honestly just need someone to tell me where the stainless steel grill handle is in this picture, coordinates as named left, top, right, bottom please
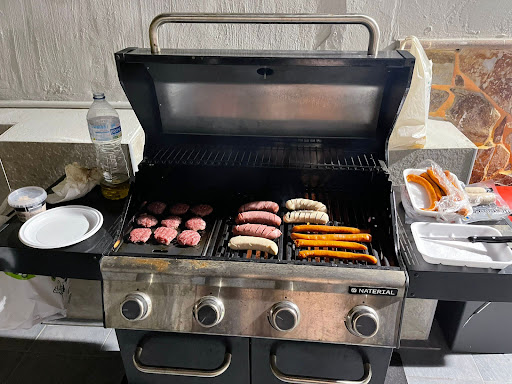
left=149, top=13, right=380, bottom=56
left=270, top=354, right=372, bottom=384
left=133, top=346, right=231, bottom=377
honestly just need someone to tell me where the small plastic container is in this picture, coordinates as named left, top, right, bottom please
left=8, top=186, right=48, bottom=222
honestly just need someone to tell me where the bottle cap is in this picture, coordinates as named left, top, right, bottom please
left=93, top=92, right=105, bottom=100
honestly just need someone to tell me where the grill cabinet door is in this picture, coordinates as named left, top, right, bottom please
left=116, top=330, right=249, bottom=384
left=250, top=338, right=392, bottom=384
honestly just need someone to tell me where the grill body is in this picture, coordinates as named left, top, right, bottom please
left=102, top=13, right=414, bottom=384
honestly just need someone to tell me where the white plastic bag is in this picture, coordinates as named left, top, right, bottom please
left=0, top=273, right=69, bottom=330
left=389, top=36, right=432, bottom=150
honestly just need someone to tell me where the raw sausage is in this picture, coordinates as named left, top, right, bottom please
left=406, top=174, right=437, bottom=211
left=292, top=225, right=361, bottom=234
left=236, top=211, right=282, bottom=226
left=420, top=172, right=444, bottom=200
left=291, top=233, right=372, bottom=242
left=232, top=224, right=282, bottom=240
left=228, top=235, right=278, bottom=255
left=294, top=239, right=367, bottom=251
left=286, top=198, right=327, bottom=212
left=283, top=210, right=329, bottom=224
left=298, top=250, right=377, bottom=264
left=239, top=201, right=279, bottom=214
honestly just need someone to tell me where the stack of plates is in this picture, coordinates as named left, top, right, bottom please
left=19, top=205, right=103, bottom=249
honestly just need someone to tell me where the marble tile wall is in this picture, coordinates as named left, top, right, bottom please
left=424, top=45, right=512, bottom=185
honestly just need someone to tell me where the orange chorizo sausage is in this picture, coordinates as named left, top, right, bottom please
left=420, top=172, right=444, bottom=200
left=290, top=233, right=372, bottom=242
left=407, top=173, right=437, bottom=211
left=298, top=250, right=377, bottom=264
left=294, top=239, right=367, bottom=251
left=291, top=225, right=362, bottom=234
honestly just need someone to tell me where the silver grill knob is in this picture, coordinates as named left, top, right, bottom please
left=346, top=305, right=379, bottom=338
left=120, top=293, right=151, bottom=321
left=193, top=296, right=225, bottom=328
left=268, top=301, right=300, bottom=332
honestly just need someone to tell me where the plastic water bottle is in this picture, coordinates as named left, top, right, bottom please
left=87, top=92, right=130, bottom=200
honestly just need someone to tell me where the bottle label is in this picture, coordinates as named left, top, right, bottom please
left=88, top=122, right=122, bottom=141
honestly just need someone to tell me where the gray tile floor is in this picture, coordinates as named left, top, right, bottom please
left=0, top=324, right=124, bottom=383
left=1, top=323, right=511, bottom=384
left=399, top=324, right=512, bottom=384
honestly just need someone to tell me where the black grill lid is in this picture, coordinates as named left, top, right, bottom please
left=115, top=14, right=414, bottom=163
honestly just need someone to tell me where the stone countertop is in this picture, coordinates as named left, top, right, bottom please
left=389, top=118, right=477, bottom=151
left=0, top=108, right=145, bottom=200
left=0, top=108, right=142, bottom=144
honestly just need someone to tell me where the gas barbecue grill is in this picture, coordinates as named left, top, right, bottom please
left=101, top=13, right=414, bottom=384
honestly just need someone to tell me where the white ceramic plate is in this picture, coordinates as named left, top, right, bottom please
left=19, top=205, right=103, bottom=249
left=411, top=222, right=512, bottom=269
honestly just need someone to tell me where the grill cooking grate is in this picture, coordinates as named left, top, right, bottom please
left=209, top=191, right=394, bottom=268
left=150, top=142, right=381, bottom=171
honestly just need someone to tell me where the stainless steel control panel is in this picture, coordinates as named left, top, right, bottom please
left=102, top=257, right=406, bottom=347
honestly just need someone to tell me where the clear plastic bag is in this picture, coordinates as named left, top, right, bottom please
left=389, top=36, right=432, bottom=149
left=463, top=180, right=512, bottom=223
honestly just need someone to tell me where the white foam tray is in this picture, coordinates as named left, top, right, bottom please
left=411, top=222, right=512, bottom=269
left=403, top=168, right=465, bottom=218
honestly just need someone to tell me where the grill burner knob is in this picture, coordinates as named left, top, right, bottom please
left=120, top=293, right=151, bottom=321
left=268, top=301, right=300, bottom=332
left=346, top=305, right=379, bottom=338
left=193, top=296, right=225, bottom=328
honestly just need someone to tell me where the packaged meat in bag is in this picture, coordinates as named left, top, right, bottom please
left=0, top=273, right=69, bottom=330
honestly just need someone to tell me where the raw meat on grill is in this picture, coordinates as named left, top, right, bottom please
left=190, top=204, right=213, bottom=217
left=228, top=235, right=278, bottom=255
left=232, top=224, right=282, bottom=240
left=161, top=216, right=182, bottom=229
left=129, top=228, right=152, bottom=243
left=238, top=201, right=279, bottom=214
left=136, top=213, right=159, bottom=228
left=185, top=217, right=206, bottom=231
left=153, top=227, right=178, bottom=245
left=147, top=201, right=167, bottom=215
left=170, top=203, right=189, bottom=215
left=177, top=230, right=201, bottom=246
left=235, top=211, right=281, bottom=227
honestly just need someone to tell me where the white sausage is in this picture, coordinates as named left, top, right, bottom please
left=467, top=193, right=496, bottom=206
left=283, top=210, right=329, bottom=224
left=228, top=236, right=278, bottom=255
left=465, top=187, right=487, bottom=194
left=285, top=198, right=327, bottom=213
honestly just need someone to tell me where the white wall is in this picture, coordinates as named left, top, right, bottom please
left=1, top=0, right=511, bottom=102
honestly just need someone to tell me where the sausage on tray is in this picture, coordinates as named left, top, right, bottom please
left=291, top=233, right=372, bottom=243
left=298, top=250, right=377, bottom=264
left=232, top=224, right=282, bottom=240
left=292, top=225, right=362, bottom=234
left=286, top=198, right=327, bottom=213
left=294, top=239, right=367, bottom=251
left=228, top=236, right=278, bottom=255
left=236, top=211, right=282, bottom=227
left=239, top=201, right=279, bottom=214
left=283, top=210, right=329, bottom=224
